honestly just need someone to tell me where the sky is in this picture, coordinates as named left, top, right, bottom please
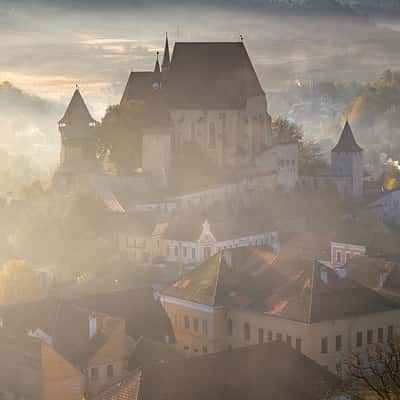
left=1, top=1, right=400, bottom=119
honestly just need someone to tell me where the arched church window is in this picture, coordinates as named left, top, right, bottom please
left=209, top=122, right=216, bottom=148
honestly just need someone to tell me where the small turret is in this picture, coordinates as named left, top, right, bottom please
left=58, top=85, right=96, bottom=131
left=331, top=120, right=364, bottom=200
left=332, top=120, right=363, bottom=154
left=58, top=86, right=97, bottom=173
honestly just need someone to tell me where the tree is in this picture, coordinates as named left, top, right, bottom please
left=272, top=115, right=303, bottom=144
left=343, top=339, right=400, bottom=400
left=0, top=258, right=43, bottom=304
left=298, top=138, right=327, bottom=175
left=384, top=159, right=400, bottom=192
left=96, top=101, right=145, bottom=174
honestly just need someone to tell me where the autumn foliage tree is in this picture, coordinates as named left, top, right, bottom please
left=0, top=258, right=43, bottom=304
left=384, top=159, right=400, bottom=192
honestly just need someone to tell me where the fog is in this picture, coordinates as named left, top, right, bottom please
left=1, top=1, right=400, bottom=189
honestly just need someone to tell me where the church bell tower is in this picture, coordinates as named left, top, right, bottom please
left=58, top=86, right=97, bottom=174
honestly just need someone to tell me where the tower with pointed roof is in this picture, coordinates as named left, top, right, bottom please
left=58, top=86, right=97, bottom=174
left=331, top=120, right=364, bottom=199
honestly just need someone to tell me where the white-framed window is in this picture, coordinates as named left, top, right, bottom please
left=336, top=250, right=342, bottom=264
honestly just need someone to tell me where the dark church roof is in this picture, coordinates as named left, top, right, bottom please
left=166, top=42, right=265, bottom=109
left=120, top=72, right=156, bottom=105
left=121, top=41, right=265, bottom=110
left=332, top=121, right=363, bottom=153
left=59, top=87, right=96, bottom=126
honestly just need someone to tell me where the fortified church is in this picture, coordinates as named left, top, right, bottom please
left=56, top=35, right=364, bottom=201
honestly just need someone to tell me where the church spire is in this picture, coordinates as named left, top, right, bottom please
left=154, top=51, right=161, bottom=74
left=162, top=32, right=171, bottom=72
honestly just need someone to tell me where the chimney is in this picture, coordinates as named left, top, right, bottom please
left=89, top=313, right=97, bottom=339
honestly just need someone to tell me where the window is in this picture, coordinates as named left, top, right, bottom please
left=277, top=333, right=283, bottom=342
left=166, top=246, right=170, bottom=256
left=157, top=240, right=160, bottom=248
left=202, top=345, right=208, bottom=354
left=227, top=318, right=233, bottom=336
left=268, top=331, right=273, bottom=342
left=378, top=328, right=384, bottom=343
left=321, top=337, right=328, bottom=354
left=107, top=364, right=114, bottom=378
left=258, top=328, right=264, bottom=344
left=345, top=252, right=351, bottom=263
left=367, top=330, right=373, bottom=345
left=388, top=326, right=394, bottom=343
left=286, top=335, right=292, bottom=346
left=209, top=122, right=216, bottom=148
left=295, top=338, right=302, bottom=352
left=183, top=247, right=187, bottom=257
left=193, top=318, right=199, bottom=332
left=175, top=246, right=179, bottom=257
left=336, top=335, right=342, bottom=351
left=336, top=362, right=342, bottom=375
left=204, top=247, right=211, bottom=258
left=336, top=251, right=342, bottom=264
left=202, top=319, right=208, bottom=335
left=356, top=332, right=363, bottom=347
left=244, top=323, right=251, bottom=341
left=192, top=248, right=196, bottom=259
left=184, top=316, right=190, bottom=329
left=91, top=367, right=98, bottom=381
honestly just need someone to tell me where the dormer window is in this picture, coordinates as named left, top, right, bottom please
left=89, top=121, right=96, bottom=127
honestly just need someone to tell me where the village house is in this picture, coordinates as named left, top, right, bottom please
left=0, top=332, right=84, bottom=400
left=0, top=301, right=134, bottom=397
left=118, top=214, right=279, bottom=266
left=160, top=249, right=400, bottom=374
left=156, top=218, right=279, bottom=265
left=329, top=221, right=372, bottom=269
left=93, top=341, right=340, bottom=400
